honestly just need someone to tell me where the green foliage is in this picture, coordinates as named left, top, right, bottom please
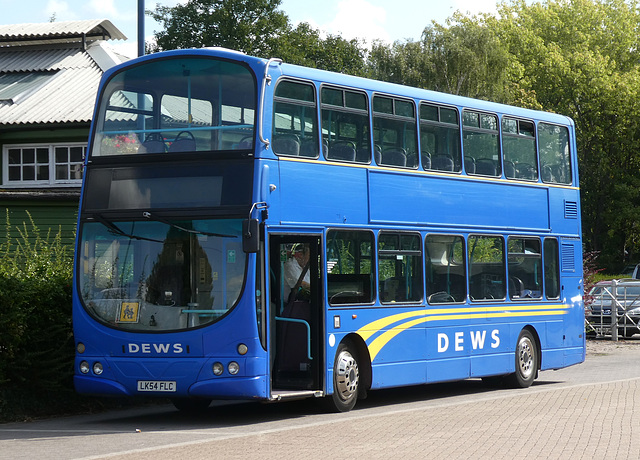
left=0, top=210, right=75, bottom=421
left=148, top=0, right=289, bottom=56
left=275, top=22, right=368, bottom=76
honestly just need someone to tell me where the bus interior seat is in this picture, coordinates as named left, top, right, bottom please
left=475, top=158, right=497, bottom=176
left=374, top=145, right=383, bottom=164
left=464, top=156, right=476, bottom=174
left=299, top=139, right=319, bottom=157
left=551, top=164, right=566, bottom=183
left=356, top=147, right=371, bottom=163
left=421, top=152, right=431, bottom=169
left=168, top=131, right=196, bottom=152
left=504, top=160, right=516, bottom=178
left=237, top=136, right=253, bottom=149
left=516, top=163, right=536, bottom=180
left=381, top=148, right=407, bottom=167
left=273, top=134, right=300, bottom=156
left=382, top=278, right=405, bottom=302
left=328, top=141, right=356, bottom=161
left=431, top=155, right=454, bottom=171
left=138, top=133, right=165, bottom=154
left=541, top=164, right=554, bottom=182
left=509, top=276, right=525, bottom=298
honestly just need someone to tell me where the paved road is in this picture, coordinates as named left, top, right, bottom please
left=2, top=339, right=640, bottom=459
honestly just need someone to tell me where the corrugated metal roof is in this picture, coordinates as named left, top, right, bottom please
left=0, top=19, right=127, bottom=47
left=0, top=65, right=101, bottom=125
left=0, top=41, right=127, bottom=125
left=0, top=47, right=93, bottom=72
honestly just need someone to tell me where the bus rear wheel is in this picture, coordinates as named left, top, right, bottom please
left=508, top=329, right=538, bottom=388
left=326, top=343, right=360, bottom=412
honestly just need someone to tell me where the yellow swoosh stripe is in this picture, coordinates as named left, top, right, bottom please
left=356, top=305, right=568, bottom=361
left=356, top=304, right=567, bottom=340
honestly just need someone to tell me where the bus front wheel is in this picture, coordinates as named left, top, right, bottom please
left=327, top=342, right=360, bottom=412
left=509, top=329, right=538, bottom=388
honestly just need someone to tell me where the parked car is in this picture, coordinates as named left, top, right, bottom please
left=621, top=263, right=640, bottom=279
left=585, top=279, right=640, bottom=337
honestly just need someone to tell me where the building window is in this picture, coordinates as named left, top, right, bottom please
left=2, top=143, right=85, bottom=187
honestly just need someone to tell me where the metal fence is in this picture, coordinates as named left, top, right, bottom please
left=585, top=279, right=640, bottom=340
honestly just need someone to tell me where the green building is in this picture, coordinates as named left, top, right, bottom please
left=0, top=19, right=127, bottom=249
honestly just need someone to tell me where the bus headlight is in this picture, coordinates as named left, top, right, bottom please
left=80, top=361, right=90, bottom=374
left=93, top=362, right=104, bottom=375
left=212, top=362, right=224, bottom=376
left=228, top=362, right=240, bottom=375
left=237, top=343, right=248, bottom=355
left=77, top=342, right=85, bottom=354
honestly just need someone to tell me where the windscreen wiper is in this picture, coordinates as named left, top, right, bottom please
left=142, top=211, right=236, bottom=238
left=93, top=214, right=163, bottom=243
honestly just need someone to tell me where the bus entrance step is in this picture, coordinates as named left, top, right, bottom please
left=270, top=389, right=323, bottom=401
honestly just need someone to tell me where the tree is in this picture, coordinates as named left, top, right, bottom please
left=148, top=0, right=289, bottom=57
left=366, top=12, right=534, bottom=107
left=148, top=1, right=368, bottom=75
left=275, top=22, right=368, bottom=76
left=496, top=0, right=640, bottom=269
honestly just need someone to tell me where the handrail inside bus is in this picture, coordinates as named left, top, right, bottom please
left=100, top=125, right=252, bottom=136
left=258, top=58, right=283, bottom=149
left=274, top=316, right=313, bottom=360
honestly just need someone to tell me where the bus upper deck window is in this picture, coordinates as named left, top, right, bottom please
left=92, top=57, right=256, bottom=157
left=420, top=103, right=461, bottom=173
left=273, top=80, right=319, bottom=158
left=463, top=111, right=500, bottom=177
left=539, top=123, right=572, bottom=185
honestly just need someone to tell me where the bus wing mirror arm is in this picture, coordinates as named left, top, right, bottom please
left=243, top=202, right=268, bottom=253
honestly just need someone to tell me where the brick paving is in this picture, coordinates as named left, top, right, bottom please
left=4, top=339, right=640, bottom=460
left=106, top=342, right=640, bottom=460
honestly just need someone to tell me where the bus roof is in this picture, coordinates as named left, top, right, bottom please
left=105, top=47, right=573, bottom=127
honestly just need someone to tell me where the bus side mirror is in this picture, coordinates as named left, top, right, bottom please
left=242, top=219, right=259, bottom=253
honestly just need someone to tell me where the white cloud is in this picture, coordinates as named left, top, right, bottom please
left=324, top=0, right=390, bottom=43
left=87, top=0, right=122, bottom=20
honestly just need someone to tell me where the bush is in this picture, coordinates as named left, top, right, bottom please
left=0, top=211, right=75, bottom=421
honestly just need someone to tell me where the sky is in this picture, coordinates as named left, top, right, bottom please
left=0, top=0, right=501, bottom=58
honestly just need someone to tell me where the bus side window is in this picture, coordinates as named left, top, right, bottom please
left=502, top=118, right=538, bottom=181
left=327, top=230, right=375, bottom=305
left=419, top=103, right=461, bottom=173
left=544, top=238, right=561, bottom=299
left=425, top=234, right=466, bottom=304
left=507, top=237, right=542, bottom=299
left=378, top=232, right=423, bottom=304
left=463, top=111, right=501, bottom=178
left=539, top=123, right=572, bottom=185
left=468, top=235, right=506, bottom=301
left=373, top=95, right=418, bottom=169
left=273, top=80, right=319, bottom=158
left=321, top=87, right=370, bottom=164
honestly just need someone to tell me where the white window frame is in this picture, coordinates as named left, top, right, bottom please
left=2, top=142, right=86, bottom=188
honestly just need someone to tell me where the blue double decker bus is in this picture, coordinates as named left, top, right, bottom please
left=73, top=47, right=585, bottom=412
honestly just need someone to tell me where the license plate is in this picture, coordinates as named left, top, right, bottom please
left=137, top=380, right=177, bottom=392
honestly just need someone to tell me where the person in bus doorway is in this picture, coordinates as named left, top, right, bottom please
left=284, top=243, right=311, bottom=302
